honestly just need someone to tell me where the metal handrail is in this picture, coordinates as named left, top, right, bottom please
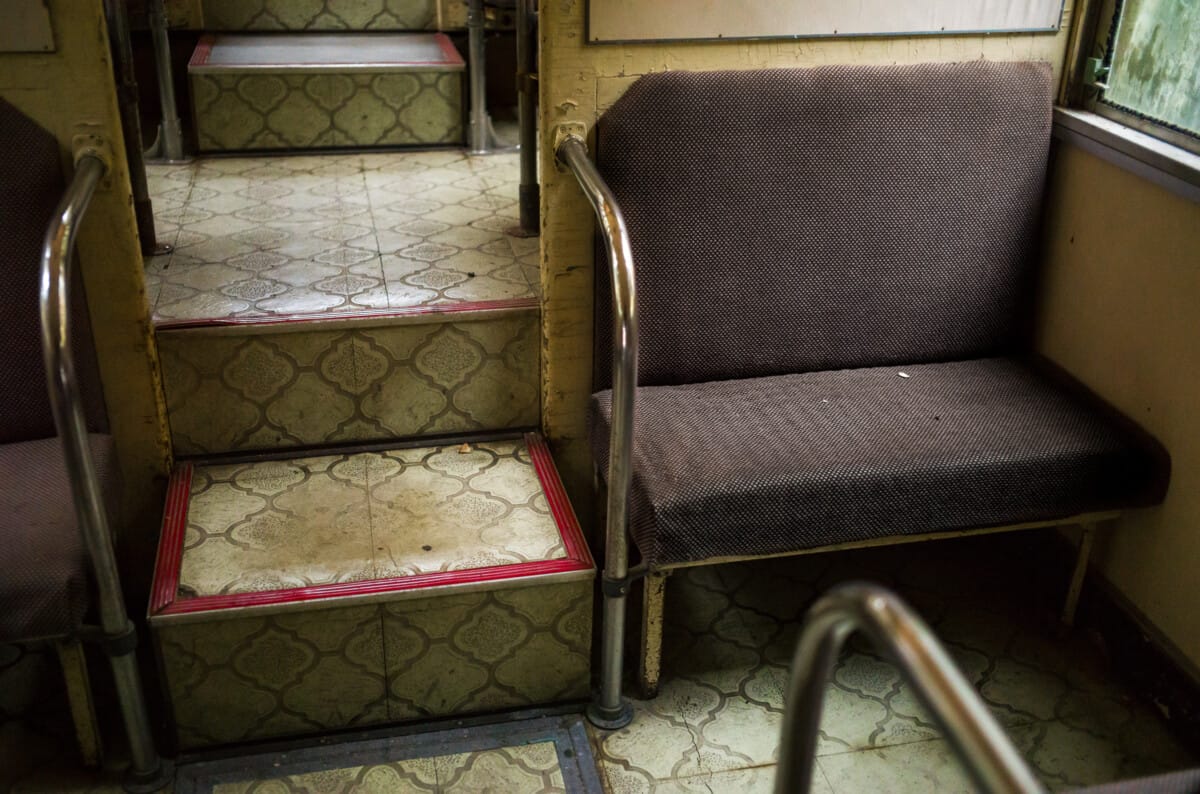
left=41, top=154, right=165, bottom=787
left=555, top=133, right=639, bottom=728
left=776, top=583, right=1045, bottom=794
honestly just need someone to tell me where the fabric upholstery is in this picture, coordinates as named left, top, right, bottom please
left=0, top=434, right=117, bottom=642
left=1071, top=770, right=1200, bottom=794
left=590, top=358, right=1168, bottom=567
left=0, top=97, right=108, bottom=444
left=594, top=62, right=1053, bottom=389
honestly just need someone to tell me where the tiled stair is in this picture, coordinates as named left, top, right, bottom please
left=189, top=32, right=465, bottom=152
left=149, top=434, right=592, bottom=749
left=146, top=91, right=574, bottom=745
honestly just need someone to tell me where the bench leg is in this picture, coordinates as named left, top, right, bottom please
left=639, top=572, right=668, bottom=698
left=1061, top=523, right=1096, bottom=627
left=55, top=639, right=102, bottom=767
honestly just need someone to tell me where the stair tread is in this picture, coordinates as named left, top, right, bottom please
left=151, top=434, right=590, bottom=616
left=191, top=32, right=464, bottom=72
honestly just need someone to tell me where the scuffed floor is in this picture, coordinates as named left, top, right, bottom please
left=587, top=536, right=1196, bottom=793
left=145, top=150, right=536, bottom=324
left=4, top=536, right=1196, bottom=793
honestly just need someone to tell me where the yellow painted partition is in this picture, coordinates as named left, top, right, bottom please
left=1038, top=143, right=1200, bottom=670
left=537, top=0, right=1076, bottom=513
left=0, top=0, right=172, bottom=588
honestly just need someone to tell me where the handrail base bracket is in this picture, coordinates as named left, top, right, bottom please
left=587, top=699, right=634, bottom=730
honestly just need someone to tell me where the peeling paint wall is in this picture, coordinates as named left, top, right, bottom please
left=0, top=0, right=172, bottom=589
left=538, top=0, right=1077, bottom=517
left=1037, top=144, right=1200, bottom=670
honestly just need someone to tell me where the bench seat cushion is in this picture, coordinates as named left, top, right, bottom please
left=0, top=434, right=117, bottom=642
left=589, top=357, right=1168, bottom=567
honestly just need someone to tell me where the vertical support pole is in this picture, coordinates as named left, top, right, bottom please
left=147, top=0, right=186, bottom=162
left=639, top=571, right=667, bottom=698
left=105, top=0, right=171, bottom=256
left=1061, top=523, right=1096, bottom=627
left=467, top=0, right=491, bottom=154
left=516, top=0, right=539, bottom=233
left=56, top=640, right=102, bottom=767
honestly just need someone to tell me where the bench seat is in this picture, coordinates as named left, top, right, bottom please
left=590, top=357, right=1167, bottom=568
left=0, top=434, right=116, bottom=642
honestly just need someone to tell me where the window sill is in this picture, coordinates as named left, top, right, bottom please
left=1052, top=108, right=1200, bottom=204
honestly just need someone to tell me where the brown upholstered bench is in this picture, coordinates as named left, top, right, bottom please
left=554, top=62, right=1169, bottom=728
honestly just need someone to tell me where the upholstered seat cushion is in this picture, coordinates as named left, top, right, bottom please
left=1070, top=769, right=1200, bottom=793
left=589, top=357, right=1168, bottom=567
left=0, top=434, right=117, bottom=642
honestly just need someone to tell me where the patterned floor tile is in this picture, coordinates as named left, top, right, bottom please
left=589, top=539, right=1198, bottom=793
left=146, top=150, right=533, bottom=324
left=157, top=311, right=539, bottom=455
left=178, top=439, right=566, bottom=597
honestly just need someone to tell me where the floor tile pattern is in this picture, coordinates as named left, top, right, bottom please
left=191, top=71, right=463, bottom=152
left=157, top=580, right=591, bottom=748
left=589, top=539, right=1197, bottom=793
left=211, top=741, right=564, bottom=793
left=158, top=313, right=538, bottom=455
left=146, top=151, right=534, bottom=323
left=201, top=0, right=438, bottom=31
left=178, top=440, right=565, bottom=596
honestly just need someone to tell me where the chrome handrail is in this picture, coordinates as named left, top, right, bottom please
left=555, top=133, right=639, bottom=728
left=776, top=583, right=1045, bottom=794
left=40, top=154, right=165, bottom=787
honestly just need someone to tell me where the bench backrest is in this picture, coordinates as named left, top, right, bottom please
left=594, top=62, right=1053, bottom=389
left=0, top=98, right=108, bottom=444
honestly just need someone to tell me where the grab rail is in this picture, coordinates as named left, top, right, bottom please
left=41, top=153, right=165, bottom=786
left=776, top=583, right=1045, bottom=794
left=555, top=132, right=639, bottom=727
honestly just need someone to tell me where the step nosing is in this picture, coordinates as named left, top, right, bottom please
left=153, top=297, right=539, bottom=334
left=189, top=31, right=465, bottom=72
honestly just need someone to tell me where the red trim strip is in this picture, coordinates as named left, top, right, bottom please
left=149, top=433, right=591, bottom=618
left=434, top=33, right=466, bottom=67
left=158, top=558, right=589, bottom=616
left=149, top=463, right=193, bottom=615
left=526, top=432, right=593, bottom=566
left=154, top=298, right=538, bottom=331
left=189, top=34, right=215, bottom=69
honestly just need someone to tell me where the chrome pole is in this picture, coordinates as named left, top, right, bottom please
left=556, top=134, right=638, bottom=729
left=516, top=0, right=539, bottom=232
left=467, top=0, right=491, bottom=154
left=41, top=155, right=168, bottom=791
left=147, top=0, right=186, bottom=162
left=776, top=583, right=1045, bottom=794
left=105, top=0, right=170, bottom=256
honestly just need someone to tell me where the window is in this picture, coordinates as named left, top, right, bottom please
left=1084, top=0, right=1200, bottom=154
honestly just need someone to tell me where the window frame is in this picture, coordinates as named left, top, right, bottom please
left=1076, top=0, right=1200, bottom=157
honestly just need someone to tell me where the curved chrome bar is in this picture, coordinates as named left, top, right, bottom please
left=41, top=155, right=165, bottom=786
left=555, top=134, right=639, bottom=728
left=776, top=583, right=1045, bottom=794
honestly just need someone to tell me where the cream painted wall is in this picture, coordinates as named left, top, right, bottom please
left=0, top=0, right=172, bottom=588
left=538, top=0, right=1077, bottom=515
left=1037, top=143, right=1200, bottom=668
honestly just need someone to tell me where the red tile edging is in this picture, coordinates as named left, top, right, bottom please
left=154, top=297, right=538, bottom=331
left=148, top=433, right=591, bottom=618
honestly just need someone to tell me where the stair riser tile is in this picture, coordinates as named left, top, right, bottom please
left=384, top=580, right=592, bottom=721
left=159, top=316, right=539, bottom=455
left=192, top=72, right=463, bottom=153
left=202, top=0, right=438, bottom=31
left=155, top=579, right=591, bottom=748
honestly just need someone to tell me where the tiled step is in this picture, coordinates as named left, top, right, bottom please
left=157, top=303, right=539, bottom=455
left=202, top=0, right=443, bottom=32
left=148, top=433, right=593, bottom=749
left=189, top=33, right=464, bottom=152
